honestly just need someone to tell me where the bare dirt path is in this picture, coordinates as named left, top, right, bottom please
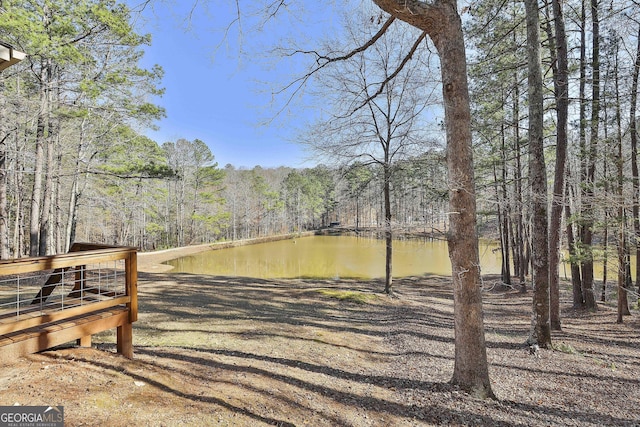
left=0, top=248, right=638, bottom=426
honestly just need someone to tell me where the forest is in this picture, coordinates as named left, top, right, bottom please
left=1, top=3, right=640, bottom=311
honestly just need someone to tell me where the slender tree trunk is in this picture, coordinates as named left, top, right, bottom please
left=500, top=120, right=511, bottom=286
left=574, top=0, right=588, bottom=308
left=525, top=0, right=551, bottom=348
left=514, top=81, right=526, bottom=290
left=616, top=240, right=629, bottom=324
left=630, top=24, right=640, bottom=296
left=39, top=83, right=57, bottom=256
left=581, top=0, right=600, bottom=310
left=601, top=182, right=608, bottom=302
left=30, top=64, right=49, bottom=257
left=12, top=129, right=26, bottom=258
left=190, top=170, right=201, bottom=245
left=614, top=39, right=631, bottom=319
left=617, top=104, right=629, bottom=322
left=47, top=72, right=62, bottom=255
left=0, top=77, right=9, bottom=260
left=617, top=125, right=629, bottom=323
left=601, top=95, right=615, bottom=304
left=494, top=158, right=511, bottom=286
left=502, top=191, right=512, bottom=286
left=384, top=163, right=393, bottom=294
left=66, top=178, right=79, bottom=252
left=54, top=148, right=63, bottom=254
left=65, top=118, right=89, bottom=253
left=547, top=0, right=569, bottom=331
left=508, top=0, right=523, bottom=288
left=566, top=164, right=584, bottom=306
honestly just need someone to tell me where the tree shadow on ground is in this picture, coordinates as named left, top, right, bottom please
left=74, top=272, right=640, bottom=425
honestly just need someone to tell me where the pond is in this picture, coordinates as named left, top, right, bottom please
left=164, top=235, right=503, bottom=279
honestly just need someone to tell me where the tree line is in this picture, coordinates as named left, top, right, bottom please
left=0, top=1, right=450, bottom=260
left=466, top=0, right=640, bottom=332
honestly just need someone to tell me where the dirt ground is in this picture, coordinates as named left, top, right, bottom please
left=0, top=248, right=639, bottom=426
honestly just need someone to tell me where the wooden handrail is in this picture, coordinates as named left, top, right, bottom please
left=0, top=243, right=138, bottom=359
left=0, top=246, right=137, bottom=276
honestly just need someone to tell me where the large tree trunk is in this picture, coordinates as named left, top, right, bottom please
left=438, top=23, right=492, bottom=396
left=372, top=0, right=493, bottom=399
left=525, top=0, right=551, bottom=348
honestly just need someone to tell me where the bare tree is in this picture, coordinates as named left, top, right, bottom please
left=302, top=16, right=436, bottom=294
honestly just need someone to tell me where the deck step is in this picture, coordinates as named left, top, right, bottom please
left=0, top=306, right=130, bottom=360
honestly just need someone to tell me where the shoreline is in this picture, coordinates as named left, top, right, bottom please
left=136, top=232, right=316, bottom=273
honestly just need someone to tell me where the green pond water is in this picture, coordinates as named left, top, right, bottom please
left=164, top=235, right=503, bottom=279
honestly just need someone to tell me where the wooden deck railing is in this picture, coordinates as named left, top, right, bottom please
left=0, top=243, right=138, bottom=361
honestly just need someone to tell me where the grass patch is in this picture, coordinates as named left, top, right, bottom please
left=317, top=289, right=376, bottom=304
left=553, top=342, right=579, bottom=355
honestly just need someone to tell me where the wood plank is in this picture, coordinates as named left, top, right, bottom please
left=0, top=309, right=130, bottom=361
left=0, top=298, right=90, bottom=324
left=71, top=243, right=136, bottom=252
left=126, top=252, right=138, bottom=322
left=77, top=335, right=91, bottom=347
left=1, top=307, right=127, bottom=343
left=0, top=296, right=130, bottom=335
left=0, top=247, right=136, bottom=276
left=117, top=322, right=133, bottom=358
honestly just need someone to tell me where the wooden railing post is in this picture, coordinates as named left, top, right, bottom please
left=68, top=264, right=86, bottom=299
left=117, top=249, right=137, bottom=358
left=126, top=250, right=138, bottom=323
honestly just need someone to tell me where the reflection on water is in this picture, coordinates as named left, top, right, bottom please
left=165, top=235, right=503, bottom=279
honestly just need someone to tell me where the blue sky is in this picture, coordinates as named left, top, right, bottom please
left=130, top=1, right=323, bottom=169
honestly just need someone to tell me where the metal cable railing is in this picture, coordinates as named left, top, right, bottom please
left=0, top=260, right=127, bottom=322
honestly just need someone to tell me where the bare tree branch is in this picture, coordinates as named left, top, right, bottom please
left=267, top=16, right=396, bottom=122
left=349, top=31, right=427, bottom=115
left=311, top=16, right=396, bottom=65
